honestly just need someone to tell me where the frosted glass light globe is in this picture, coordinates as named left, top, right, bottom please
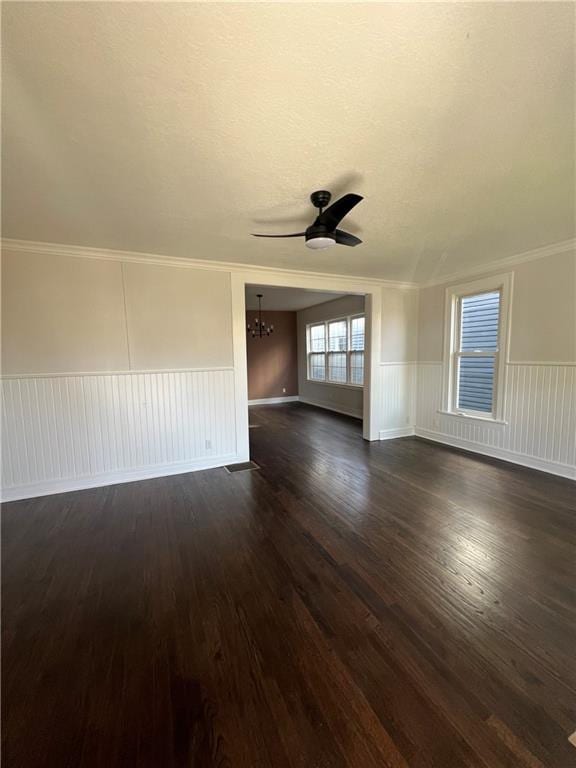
left=306, top=237, right=335, bottom=250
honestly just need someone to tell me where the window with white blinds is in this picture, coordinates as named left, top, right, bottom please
left=307, top=315, right=365, bottom=386
left=443, top=275, right=511, bottom=422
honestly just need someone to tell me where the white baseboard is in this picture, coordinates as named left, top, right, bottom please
left=248, top=396, right=299, bottom=405
left=414, top=428, right=575, bottom=480
left=299, top=397, right=363, bottom=420
left=0, top=453, right=240, bottom=503
left=379, top=427, right=415, bottom=440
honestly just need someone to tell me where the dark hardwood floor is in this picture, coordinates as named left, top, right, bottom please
left=3, top=403, right=576, bottom=767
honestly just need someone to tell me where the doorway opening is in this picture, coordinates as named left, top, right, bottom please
left=244, top=284, right=366, bottom=423
left=230, top=273, right=381, bottom=466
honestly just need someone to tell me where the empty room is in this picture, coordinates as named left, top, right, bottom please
left=2, top=2, right=575, bottom=767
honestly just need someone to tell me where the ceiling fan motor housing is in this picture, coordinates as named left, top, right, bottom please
left=310, top=190, right=332, bottom=209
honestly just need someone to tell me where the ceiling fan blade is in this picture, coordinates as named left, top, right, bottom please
left=316, top=193, right=363, bottom=229
left=335, top=229, right=362, bottom=247
left=251, top=232, right=306, bottom=238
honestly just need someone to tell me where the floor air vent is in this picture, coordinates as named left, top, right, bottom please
left=225, top=461, right=260, bottom=473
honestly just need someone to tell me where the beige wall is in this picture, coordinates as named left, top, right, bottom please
left=417, top=283, right=445, bottom=362
left=1, top=250, right=129, bottom=374
left=1, top=250, right=234, bottom=375
left=381, top=287, right=418, bottom=362
left=123, top=262, right=232, bottom=370
left=417, top=249, right=576, bottom=363
left=508, top=250, right=575, bottom=362
left=297, top=295, right=365, bottom=418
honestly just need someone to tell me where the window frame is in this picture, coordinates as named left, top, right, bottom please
left=306, top=313, right=365, bottom=388
left=442, top=274, right=512, bottom=423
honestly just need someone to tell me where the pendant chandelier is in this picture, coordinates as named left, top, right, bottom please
left=247, top=294, right=274, bottom=338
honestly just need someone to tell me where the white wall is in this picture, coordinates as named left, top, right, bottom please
left=2, top=241, right=574, bottom=500
left=377, top=286, right=419, bottom=438
left=295, top=288, right=419, bottom=431
left=1, top=243, right=401, bottom=499
left=415, top=249, right=576, bottom=478
left=297, top=295, right=365, bottom=419
left=1, top=370, right=236, bottom=496
left=1, top=247, right=238, bottom=499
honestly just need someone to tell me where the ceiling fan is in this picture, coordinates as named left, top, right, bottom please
left=252, top=190, right=363, bottom=249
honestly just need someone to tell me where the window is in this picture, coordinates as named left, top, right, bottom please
left=350, top=316, right=365, bottom=385
left=307, top=314, right=365, bottom=386
left=328, top=320, right=347, bottom=382
left=443, top=275, right=511, bottom=422
left=457, top=292, right=499, bottom=413
left=308, top=323, right=326, bottom=380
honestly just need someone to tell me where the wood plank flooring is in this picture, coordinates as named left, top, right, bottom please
left=3, top=403, right=576, bottom=767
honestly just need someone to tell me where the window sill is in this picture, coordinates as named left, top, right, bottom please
left=307, top=379, right=364, bottom=391
left=437, top=410, right=508, bottom=426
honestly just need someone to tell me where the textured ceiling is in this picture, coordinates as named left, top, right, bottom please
left=2, top=2, right=574, bottom=281
left=246, top=285, right=346, bottom=312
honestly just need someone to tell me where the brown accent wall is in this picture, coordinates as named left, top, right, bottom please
left=246, top=311, right=298, bottom=400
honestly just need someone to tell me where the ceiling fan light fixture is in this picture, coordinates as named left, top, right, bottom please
left=305, top=235, right=336, bottom=250
left=252, top=191, right=363, bottom=248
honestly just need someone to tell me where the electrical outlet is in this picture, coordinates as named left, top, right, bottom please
left=205, top=439, right=212, bottom=450
left=282, top=387, right=286, bottom=394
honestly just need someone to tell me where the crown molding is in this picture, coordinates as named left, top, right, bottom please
left=422, top=238, right=576, bottom=288
left=1, top=238, right=418, bottom=290
left=3, top=236, right=573, bottom=291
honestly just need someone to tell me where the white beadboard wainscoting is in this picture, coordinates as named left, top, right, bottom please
left=415, top=363, right=576, bottom=479
left=377, top=363, right=417, bottom=439
left=1, top=368, right=238, bottom=501
left=3, top=362, right=573, bottom=502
